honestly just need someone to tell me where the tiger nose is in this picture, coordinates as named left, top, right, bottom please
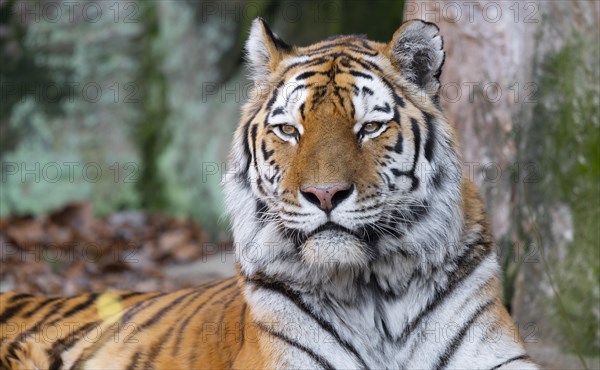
left=300, top=184, right=353, bottom=211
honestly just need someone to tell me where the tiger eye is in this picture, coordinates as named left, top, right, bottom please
left=280, top=124, right=297, bottom=136
left=363, top=122, right=380, bottom=133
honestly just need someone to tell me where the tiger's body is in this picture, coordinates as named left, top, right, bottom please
left=1, top=18, right=537, bottom=369
left=0, top=280, right=256, bottom=369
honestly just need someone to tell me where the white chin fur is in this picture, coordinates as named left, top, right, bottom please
left=301, top=230, right=369, bottom=267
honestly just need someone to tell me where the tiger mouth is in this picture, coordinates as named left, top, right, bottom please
left=307, top=222, right=357, bottom=238
left=284, top=222, right=381, bottom=247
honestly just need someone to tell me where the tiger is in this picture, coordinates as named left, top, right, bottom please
left=0, top=18, right=538, bottom=369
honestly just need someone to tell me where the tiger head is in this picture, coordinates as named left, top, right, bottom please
left=226, top=18, right=464, bottom=282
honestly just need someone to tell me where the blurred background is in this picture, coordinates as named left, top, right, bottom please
left=0, top=0, right=598, bottom=368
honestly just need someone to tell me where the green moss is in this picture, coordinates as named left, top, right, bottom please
left=132, top=2, right=171, bottom=211
left=525, top=35, right=600, bottom=355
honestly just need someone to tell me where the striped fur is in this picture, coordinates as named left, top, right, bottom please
left=0, top=19, right=537, bottom=369
left=0, top=280, right=254, bottom=369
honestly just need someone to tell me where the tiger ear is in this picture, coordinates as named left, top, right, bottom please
left=245, top=17, right=292, bottom=82
left=388, top=20, right=445, bottom=97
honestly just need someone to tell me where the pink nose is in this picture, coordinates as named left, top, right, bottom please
left=300, top=184, right=353, bottom=211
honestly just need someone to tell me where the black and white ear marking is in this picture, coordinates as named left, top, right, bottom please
left=389, top=20, right=445, bottom=97
left=245, top=17, right=292, bottom=82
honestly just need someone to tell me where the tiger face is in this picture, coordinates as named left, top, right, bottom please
left=227, top=18, right=462, bottom=272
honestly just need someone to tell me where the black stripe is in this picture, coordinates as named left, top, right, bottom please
left=349, top=70, right=372, bottom=80
left=71, top=315, right=146, bottom=368
left=135, top=290, right=204, bottom=333
left=172, top=281, right=234, bottom=355
left=362, top=86, right=374, bottom=96
left=435, top=299, right=495, bottom=369
left=267, top=165, right=279, bottom=184
left=0, top=301, right=28, bottom=324
left=385, top=132, right=403, bottom=154
left=120, top=292, right=145, bottom=300
left=488, top=354, right=531, bottom=370
left=125, top=351, right=141, bottom=370
left=240, top=109, right=260, bottom=187
left=226, top=298, right=245, bottom=369
left=333, top=86, right=345, bottom=106
left=371, top=279, right=393, bottom=339
left=395, top=244, right=492, bottom=348
left=256, top=322, right=335, bottom=370
left=383, top=172, right=395, bottom=192
left=62, top=293, right=99, bottom=318
left=255, top=176, right=269, bottom=197
left=392, top=106, right=400, bottom=125
left=323, top=34, right=363, bottom=42
left=222, top=290, right=241, bottom=312
left=284, top=83, right=308, bottom=108
left=50, top=320, right=101, bottom=353
left=394, top=93, right=406, bottom=108
left=143, top=323, right=177, bottom=368
left=409, top=118, right=421, bottom=191
left=305, top=40, right=375, bottom=54
left=218, top=290, right=242, bottom=346
left=283, top=53, right=381, bottom=86
left=120, top=292, right=166, bottom=325
left=266, top=81, right=284, bottom=110
left=307, top=45, right=379, bottom=58
left=261, top=141, right=274, bottom=160
left=256, top=200, right=269, bottom=224
left=171, top=279, right=236, bottom=356
left=373, top=102, right=391, bottom=113
left=282, top=57, right=329, bottom=77
left=308, top=40, right=374, bottom=53
left=247, top=276, right=368, bottom=369
left=8, top=293, right=33, bottom=303
left=108, top=293, right=183, bottom=363
left=22, top=297, right=59, bottom=318
left=423, top=112, right=436, bottom=162
left=271, top=107, right=285, bottom=116
left=239, top=303, right=247, bottom=346
left=339, top=55, right=353, bottom=68
left=299, top=102, right=306, bottom=121
left=187, top=280, right=239, bottom=365
left=410, top=118, right=421, bottom=169
left=48, top=352, right=63, bottom=370
left=250, top=123, right=259, bottom=171
left=391, top=168, right=411, bottom=177
left=379, top=75, right=402, bottom=103
left=347, top=83, right=359, bottom=96
left=70, top=292, right=167, bottom=365
left=296, top=71, right=320, bottom=80
left=328, top=52, right=383, bottom=74
left=6, top=298, right=67, bottom=359
left=311, top=85, right=328, bottom=105
left=48, top=320, right=102, bottom=370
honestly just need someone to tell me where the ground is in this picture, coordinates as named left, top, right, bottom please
left=0, top=202, right=235, bottom=295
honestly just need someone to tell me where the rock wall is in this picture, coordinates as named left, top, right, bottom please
left=405, top=1, right=599, bottom=367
